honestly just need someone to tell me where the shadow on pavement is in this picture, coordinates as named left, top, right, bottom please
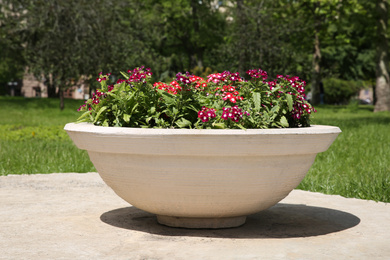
left=100, top=203, right=360, bottom=238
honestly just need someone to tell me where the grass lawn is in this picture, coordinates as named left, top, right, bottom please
left=1, top=96, right=389, bottom=202
left=0, top=97, right=95, bottom=174
left=297, top=103, right=390, bottom=202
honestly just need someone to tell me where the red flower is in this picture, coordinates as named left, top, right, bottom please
left=198, top=107, right=216, bottom=123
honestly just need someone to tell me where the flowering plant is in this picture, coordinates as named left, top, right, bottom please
left=77, top=66, right=316, bottom=129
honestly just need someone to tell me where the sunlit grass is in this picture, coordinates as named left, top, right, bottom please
left=298, top=104, right=390, bottom=202
left=0, top=96, right=81, bottom=126
left=0, top=97, right=95, bottom=175
left=1, top=139, right=94, bottom=174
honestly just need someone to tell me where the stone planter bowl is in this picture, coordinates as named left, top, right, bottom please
left=65, top=123, right=341, bottom=228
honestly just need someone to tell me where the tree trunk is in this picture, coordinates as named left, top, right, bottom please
left=374, top=0, right=390, bottom=112
left=310, top=1, right=322, bottom=106
left=237, top=0, right=246, bottom=76
left=190, top=0, right=203, bottom=70
left=59, top=88, right=64, bottom=111
left=310, top=30, right=322, bottom=105
left=47, top=80, right=57, bottom=98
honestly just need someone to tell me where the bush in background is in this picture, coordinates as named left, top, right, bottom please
left=322, top=78, right=362, bottom=104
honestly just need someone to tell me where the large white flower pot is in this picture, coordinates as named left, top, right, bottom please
left=64, top=123, right=341, bottom=228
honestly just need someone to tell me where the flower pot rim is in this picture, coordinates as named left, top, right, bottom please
left=64, top=122, right=341, bottom=136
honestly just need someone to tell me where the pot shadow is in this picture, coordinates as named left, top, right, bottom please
left=100, top=203, right=360, bottom=239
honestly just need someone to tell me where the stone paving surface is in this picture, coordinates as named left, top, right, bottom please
left=0, top=172, right=389, bottom=260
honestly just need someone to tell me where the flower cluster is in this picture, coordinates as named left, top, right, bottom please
left=221, top=106, right=250, bottom=122
left=175, top=72, right=192, bottom=84
left=92, top=90, right=104, bottom=104
left=77, top=66, right=315, bottom=129
left=216, top=85, right=244, bottom=103
left=126, top=66, right=152, bottom=83
left=190, top=75, right=208, bottom=89
left=197, top=107, right=216, bottom=122
left=77, top=102, right=89, bottom=112
left=207, top=71, right=241, bottom=84
left=247, top=69, right=268, bottom=81
left=273, top=74, right=315, bottom=120
left=292, top=102, right=315, bottom=120
left=96, top=72, right=110, bottom=82
left=153, top=82, right=182, bottom=94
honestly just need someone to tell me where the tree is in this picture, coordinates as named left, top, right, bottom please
left=214, top=1, right=313, bottom=79
left=146, top=0, right=226, bottom=75
left=0, top=1, right=25, bottom=92
left=5, top=0, right=131, bottom=109
left=285, top=0, right=369, bottom=105
left=236, top=0, right=247, bottom=76
left=320, top=2, right=376, bottom=81
left=297, top=0, right=343, bottom=105
left=374, top=0, right=390, bottom=112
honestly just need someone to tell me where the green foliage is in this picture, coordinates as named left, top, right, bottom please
left=138, top=0, right=226, bottom=76
left=0, top=2, right=25, bottom=87
left=0, top=0, right=384, bottom=110
left=322, top=78, right=362, bottom=104
left=2, top=0, right=135, bottom=99
left=77, top=67, right=315, bottom=129
left=212, top=1, right=314, bottom=80
left=319, top=1, right=376, bottom=81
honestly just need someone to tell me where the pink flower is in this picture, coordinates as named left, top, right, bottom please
left=221, top=106, right=247, bottom=122
left=197, top=107, right=216, bottom=123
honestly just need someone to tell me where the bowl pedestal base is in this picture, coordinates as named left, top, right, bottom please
left=157, top=215, right=247, bottom=229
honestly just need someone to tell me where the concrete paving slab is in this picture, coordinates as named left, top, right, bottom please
left=0, top=172, right=389, bottom=260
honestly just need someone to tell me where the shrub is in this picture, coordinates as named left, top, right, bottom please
left=323, top=78, right=361, bottom=104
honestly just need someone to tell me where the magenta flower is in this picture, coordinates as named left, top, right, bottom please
left=198, top=107, right=216, bottom=123
left=247, top=69, right=268, bottom=81
left=221, top=106, right=247, bottom=122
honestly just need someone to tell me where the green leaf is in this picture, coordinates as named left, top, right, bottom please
left=175, top=118, right=192, bottom=128
left=160, top=91, right=175, bottom=105
left=76, top=110, right=91, bottom=122
left=234, top=123, right=246, bottom=130
left=145, top=116, right=153, bottom=124
left=212, top=122, right=225, bottom=129
left=286, top=94, right=293, bottom=112
left=271, top=105, right=280, bottom=114
left=75, top=117, right=89, bottom=123
left=120, top=71, right=129, bottom=79
left=188, top=104, right=199, bottom=113
left=253, top=92, right=261, bottom=110
left=123, top=114, right=131, bottom=123
left=172, top=107, right=178, bottom=115
left=130, top=103, right=139, bottom=113
left=271, top=86, right=281, bottom=93
left=94, top=106, right=108, bottom=123
left=279, top=116, right=289, bottom=127
left=149, top=106, right=156, bottom=114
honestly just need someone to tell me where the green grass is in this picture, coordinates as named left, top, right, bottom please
left=0, top=97, right=95, bottom=174
left=297, top=103, right=390, bottom=202
left=1, top=97, right=389, bottom=202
